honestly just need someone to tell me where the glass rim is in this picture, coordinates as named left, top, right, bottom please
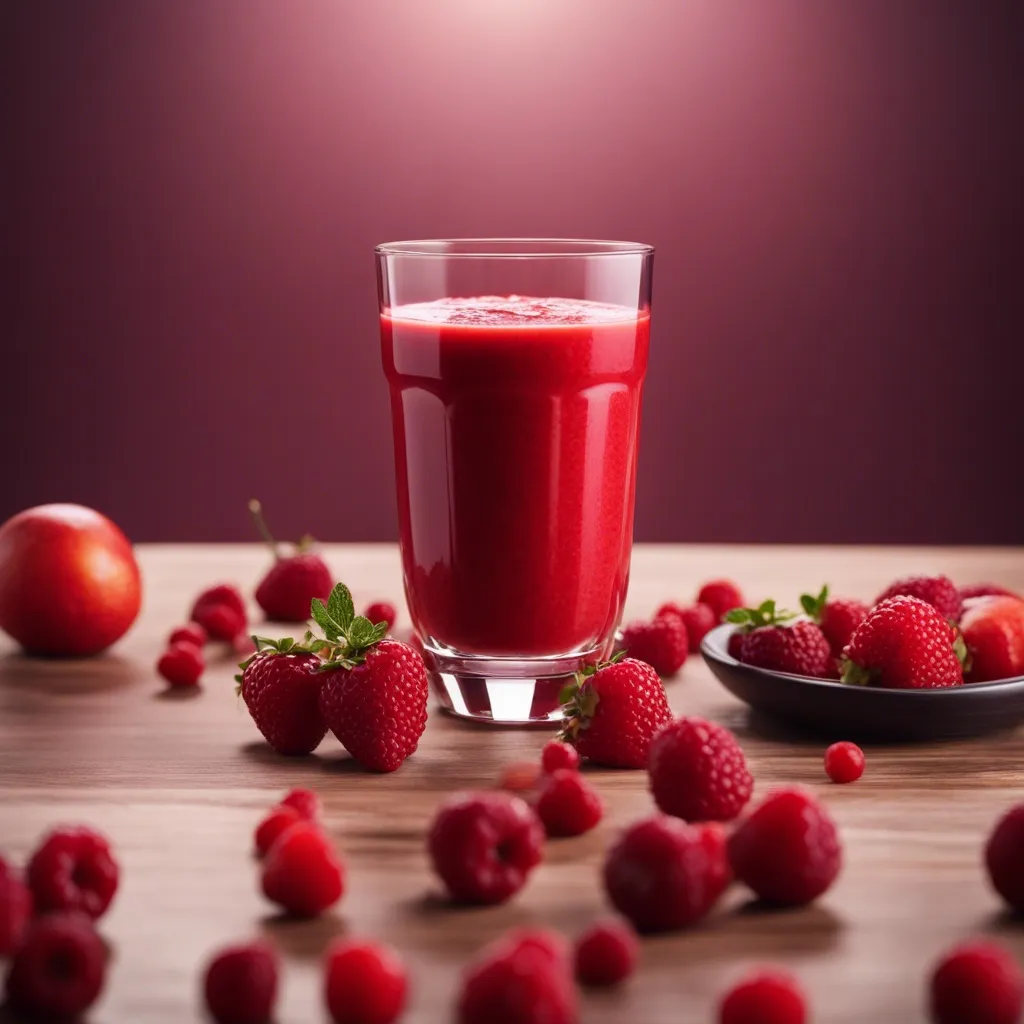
left=374, top=238, right=654, bottom=258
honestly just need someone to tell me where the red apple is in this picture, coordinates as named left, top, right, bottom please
left=0, top=504, right=142, bottom=656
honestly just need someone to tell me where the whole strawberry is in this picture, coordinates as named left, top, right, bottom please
left=559, top=655, right=672, bottom=769
left=728, top=601, right=831, bottom=678
left=800, top=585, right=869, bottom=658
left=697, top=579, right=745, bottom=620
left=314, top=584, right=428, bottom=772
left=841, top=595, right=965, bottom=689
left=620, top=614, right=688, bottom=676
left=875, top=573, right=961, bottom=622
left=960, top=596, right=1024, bottom=683
left=250, top=500, right=333, bottom=623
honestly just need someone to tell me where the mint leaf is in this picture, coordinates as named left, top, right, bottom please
left=311, top=599, right=341, bottom=641
left=327, top=584, right=355, bottom=631
left=347, top=615, right=376, bottom=648
left=370, top=622, right=389, bottom=644
left=800, top=594, right=817, bottom=616
left=725, top=608, right=751, bottom=624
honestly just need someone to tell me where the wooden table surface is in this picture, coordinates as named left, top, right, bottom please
left=2, top=544, right=1023, bottom=1022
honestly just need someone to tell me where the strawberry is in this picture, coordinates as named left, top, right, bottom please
left=841, top=595, right=964, bottom=689
left=960, top=582, right=1022, bottom=603
left=696, top=580, right=745, bottom=621
left=800, top=585, right=870, bottom=658
left=619, top=615, right=688, bottom=676
left=874, top=574, right=961, bottom=622
left=727, top=601, right=831, bottom=678
left=559, top=655, right=671, bottom=769
left=250, top=500, right=333, bottom=623
left=313, top=584, right=428, bottom=772
left=960, top=596, right=1024, bottom=683
left=656, top=602, right=717, bottom=653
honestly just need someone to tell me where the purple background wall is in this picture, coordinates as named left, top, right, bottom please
left=3, top=1, right=1022, bottom=544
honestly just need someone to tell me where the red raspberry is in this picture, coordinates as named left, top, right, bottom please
left=4, top=912, right=106, bottom=1017
left=718, top=969, right=808, bottom=1024
left=254, top=805, right=303, bottom=858
left=573, top=919, right=638, bottom=987
left=27, top=825, right=119, bottom=920
left=960, top=596, right=1024, bottom=682
left=875, top=573, right=961, bottom=622
left=985, top=804, right=1024, bottom=913
left=497, top=760, right=541, bottom=795
left=458, top=928, right=577, bottom=1024
left=191, top=583, right=247, bottom=639
left=620, top=615, right=689, bottom=676
left=364, top=601, right=398, bottom=631
left=698, top=579, right=746, bottom=620
left=648, top=716, right=753, bottom=822
left=728, top=787, right=841, bottom=906
left=0, top=857, right=32, bottom=956
left=197, top=601, right=247, bottom=642
left=536, top=769, right=603, bottom=837
left=239, top=649, right=328, bottom=756
left=659, top=601, right=717, bottom=653
left=281, top=787, right=321, bottom=819
left=541, top=740, right=580, bottom=774
left=930, top=941, right=1023, bottom=1024
left=169, top=622, right=207, bottom=647
left=157, top=640, right=205, bottom=687
left=824, top=741, right=864, bottom=783
left=427, top=791, right=544, bottom=905
left=741, top=621, right=832, bottom=678
left=960, top=583, right=1022, bottom=603
left=261, top=822, right=345, bottom=917
left=324, top=938, right=407, bottom=1024
left=603, top=816, right=731, bottom=932
left=203, top=941, right=279, bottom=1024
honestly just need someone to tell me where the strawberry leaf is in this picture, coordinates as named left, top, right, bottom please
left=327, top=584, right=355, bottom=632
left=347, top=615, right=376, bottom=648
left=800, top=585, right=829, bottom=621
left=310, top=599, right=341, bottom=641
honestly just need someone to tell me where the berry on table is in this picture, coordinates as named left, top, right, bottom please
left=157, top=640, right=205, bottom=687
left=254, top=804, right=303, bottom=858
left=729, top=601, right=832, bottom=678
left=960, top=582, right=1022, bottom=603
left=541, top=739, right=580, bottom=774
left=698, top=579, right=746, bottom=620
left=280, top=787, right=321, bottom=820
left=573, top=919, right=639, bottom=987
left=497, top=760, right=541, bottom=794
left=875, top=573, right=961, bottom=622
left=203, top=941, right=279, bottom=1024
left=324, top=938, right=408, bottom=1024
left=4, top=912, right=107, bottom=1018
left=261, top=822, right=345, bottom=917
left=364, top=601, right=398, bottom=631
left=718, top=968, right=808, bottom=1024
left=985, top=804, right=1024, bottom=914
left=191, top=583, right=248, bottom=640
left=559, top=655, right=672, bottom=769
left=169, top=622, right=207, bottom=648
left=603, top=816, right=731, bottom=932
left=27, top=825, right=119, bottom=919
left=536, top=769, right=603, bottom=837
left=427, top=791, right=544, bottom=905
left=824, top=741, right=865, bottom=783
left=0, top=857, right=32, bottom=956
left=648, top=716, right=753, bottom=822
left=620, top=614, right=689, bottom=676
left=658, top=601, right=717, bottom=652
left=728, top=787, right=842, bottom=906
left=929, top=940, right=1023, bottom=1024
left=959, top=596, right=1024, bottom=682
left=800, top=585, right=869, bottom=658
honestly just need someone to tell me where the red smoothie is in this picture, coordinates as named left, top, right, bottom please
left=381, top=296, right=650, bottom=658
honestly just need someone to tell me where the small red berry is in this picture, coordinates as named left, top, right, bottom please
left=169, top=622, right=207, bottom=648
left=876, top=573, right=961, bottom=622
left=541, top=740, right=580, bottom=774
left=930, top=940, right=1023, bottom=1024
left=960, top=583, right=1022, bottom=603
left=648, top=716, right=753, bottom=822
left=741, top=621, right=832, bottom=678
left=280, top=787, right=320, bottom=820
left=658, top=601, right=717, bottom=652
left=240, top=650, right=328, bottom=756
left=197, top=601, right=247, bottom=643
left=4, top=912, right=106, bottom=1018
left=157, top=640, right=205, bottom=687
left=603, top=816, right=731, bottom=932
left=254, top=805, right=303, bottom=858
left=427, top=791, right=544, bottom=905
left=960, top=596, right=1024, bottom=683
left=324, top=938, right=408, bottom=1024
left=0, top=857, right=32, bottom=956
left=203, top=941, right=279, bottom=1024
left=824, top=741, right=865, bottom=783
left=27, top=825, right=119, bottom=920
left=985, top=804, right=1024, bottom=914
left=728, top=787, right=842, bottom=906
left=698, top=579, right=746, bottom=620
left=719, top=969, right=808, bottom=1024
left=536, top=769, right=603, bottom=837
left=497, top=760, right=541, bottom=794
left=364, top=601, right=398, bottom=631
left=573, top=919, right=639, bottom=987
left=261, top=822, right=345, bottom=917
left=620, top=615, right=689, bottom=676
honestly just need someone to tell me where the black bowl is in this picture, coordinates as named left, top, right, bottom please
left=701, top=624, right=1024, bottom=741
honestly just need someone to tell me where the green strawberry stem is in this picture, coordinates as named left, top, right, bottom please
left=724, top=599, right=797, bottom=632
left=557, top=650, right=626, bottom=741
left=248, top=499, right=281, bottom=560
left=799, top=585, right=830, bottom=622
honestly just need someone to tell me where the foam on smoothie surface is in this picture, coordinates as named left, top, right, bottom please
left=388, top=296, right=641, bottom=327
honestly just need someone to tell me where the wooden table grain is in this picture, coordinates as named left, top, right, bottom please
left=2, top=544, right=1023, bottom=1022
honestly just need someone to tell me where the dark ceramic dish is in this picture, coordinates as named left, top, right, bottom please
left=701, top=624, right=1024, bottom=741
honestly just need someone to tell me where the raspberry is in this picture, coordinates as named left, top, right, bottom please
left=658, top=602, right=717, bottom=653
left=169, top=622, right=207, bottom=648
left=824, top=741, right=864, bottom=784
left=698, top=580, right=745, bottom=620
left=27, top=825, right=119, bottom=920
left=261, top=822, right=345, bottom=917
left=620, top=615, right=689, bottom=676
left=197, top=601, right=247, bottom=642
left=497, top=761, right=541, bottom=795
left=203, top=941, right=279, bottom=1024
left=4, top=912, right=106, bottom=1017
left=364, top=601, right=398, bottom=631
left=0, top=857, right=32, bottom=956
left=728, top=787, right=841, bottom=906
left=573, top=919, right=638, bottom=987
left=875, top=574, right=961, bottom=622
left=603, top=816, right=731, bottom=932
left=157, top=640, right=205, bottom=687
left=930, top=941, right=1023, bottom=1024
left=718, top=969, right=808, bottom=1024
left=254, top=805, right=303, bottom=858
left=541, top=740, right=580, bottom=774
left=536, top=769, right=603, bottom=837
left=427, top=791, right=544, bottom=905
left=985, top=804, right=1024, bottom=913
left=281, top=787, right=321, bottom=819
left=648, top=716, right=753, bottom=822
left=324, top=939, right=407, bottom=1024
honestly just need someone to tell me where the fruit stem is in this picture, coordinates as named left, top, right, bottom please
left=248, top=499, right=280, bottom=560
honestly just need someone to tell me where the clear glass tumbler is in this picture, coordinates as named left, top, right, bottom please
left=376, top=239, right=654, bottom=724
